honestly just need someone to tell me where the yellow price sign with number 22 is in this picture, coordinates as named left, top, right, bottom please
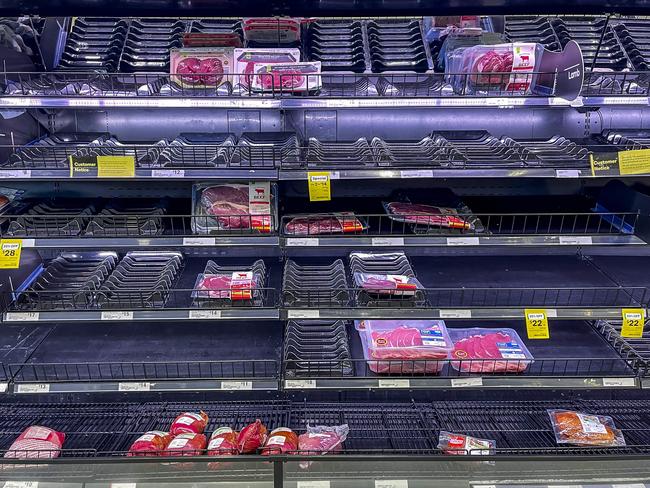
left=621, top=308, right=646, bottom=338
left=0, top=239, right=22, bottom=269
left=525, top=308, right=550, bottom=339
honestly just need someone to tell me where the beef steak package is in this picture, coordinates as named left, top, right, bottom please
left=170, top=47, right=234, bottom=89
left=251, top=61, right=322, bottom=92
left=234, top=48, right=301, bottom=88
left=128, top=431, right=173, bottom=457
left=4, top=426, right=66, bottom=459
left=192, top=182, right=275, bottom=234
left=449, top=327, right=533, bottom=373
left=548, top=410, right=626, bottom=447
left=169, top=411, right=209, bottom=436
left=353, top=273, right=424, bottom=296
left=359, top=320, right=453, bottom=374
left=438, top=431, right=496, bottom=455
left=383, top=201, right=478, bottom=232
left=284, top=212, right=367, bottom=235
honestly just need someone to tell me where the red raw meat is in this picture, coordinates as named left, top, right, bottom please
left=258, top=69, right=304, bottom=90
left=358, top=274, right=418, bottom=295
left=470, top=50, right=514, bottom=87
left=201, top=185, right=271, bottom=232
left=386, top=202, right=471, bottom=229
left=4, top=426, right=65, bottom=459
left=237, top=420, right=268, bottom=454
left=170, top=411, right=209, bottom=436
left=128, top=431, right=173, bottom=457
left=297, top=425, right=349, bottom=468
left=452, top=331, right=529, bottom=373
left=176, top=57, right=224, bottom=85
left=196, top=274, right=256, bottom=300
left=369, top=326, right=447, bottom=374
left=165, top=433, right=207, bottom=456
left=207, top=427, right=239, bottom=456
left=285, top=215, right=363, bottom=235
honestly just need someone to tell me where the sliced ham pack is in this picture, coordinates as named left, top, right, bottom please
left=4, top=426, right=65, bottom=459
left=128, top=431, right=173, bottom=457
left=170, top=411, right=209, bottom=436
left=449, top=328, right=533, bottom=373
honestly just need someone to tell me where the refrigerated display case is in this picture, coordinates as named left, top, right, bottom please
left=3, top=2, right=650, bottom=487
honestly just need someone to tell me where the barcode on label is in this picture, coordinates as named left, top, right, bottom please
left=447, top=237, right=480, bottom=246
left=375, top=481, right=409, bottom=488
left=286, top=238, right=319, bottom=247
left=101, top=311, right=133, bottom=321
left=372, top=237, right=405, bottom=247
left=5, top=312, right=39, bottom=322
left=151, top=169, right=185, bottom=178
left=221, top=381, right=253, bottom=391
left=439, top=309, right=472, bottom=319
left=287, top=310, right=320, bottom=319
left=118, top=382, right=151, bottom=392
left=188, top=310, right=222, bottom=319
left=16, top=384, right=49, bottom=393
left=378, top=379, right=410, bottom=388
left=451, top=377, right=483, bottom=388
left=602, top=378, right=636, bottom=387
left=285, top=380, right=316, bottom=389
left=182, top=237, right=215, bottom=246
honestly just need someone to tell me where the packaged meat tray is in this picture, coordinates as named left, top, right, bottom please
left=449, top=328, right=533, bottom=373
left=353, top=272, right=424, bottom=296
left=234, top=48, right=301, bottom=88
left=250, top=61, right=322, bottom=92
left=165, top=433, right=208, bottom=456
left=359, top=320, right=453, bottom=374
left=170, top=47, right=234, bottom=89
left=237, top=419, right=268, bottom=453
left=128, top=431, right=173, bottom=457
left=191, top=259, right=266, bottom=305
left=437, top=431, right=496, bottom=455
left=261, top=427, right=299, bottom=455
left=383, top=201, right=484, bottom=233
left=170, top=411, right=209, bottom=436
left=4, top=426, right=66, bottom=460
left=298, top=424, right=349, bottom=468
left=548, top=410, right=626, bottom=447
left=284, top=213, right=367, bottom=235
left=207, top=427, right=239, bottom=456
left=192, top=182, right=276, bottom=234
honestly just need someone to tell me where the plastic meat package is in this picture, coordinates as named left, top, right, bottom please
left=170, top=47, right=234, bottom=88
left=234, top=48, right=301, bottom=87
left=207, top=427, right=239, bottom=456
left=548, top=410, right=626, bottom=447
left=243, top=18, right=301, bottom=44
left=4, top=426, right=66, bottom=459
left=298, top=424, right=349, bottom=467
left=446, top=43, right=542, bottom=95
left=449, top=328, right=533, bottom=373
left=251, top=62, right=322, bottom=92
left=383, top=202, right=474, bottom=230
left=284, top=213, right=367, bottom=235
left=360, top=320, right=453, bottom=374
left=165, top=433, right=207, bottom=456
left=237, top=419, right=268, bottom=453
left=193, top=183, right=274, bottom=234
left=261, top=427, right=299, bottom=455
left=353, top=272, right=423, bottom=296
left=170, top=411, right=209, bottom=436
left=192, top=270, right=260, bottom=301
left=128, top=431, right=173, bottom=457
left=438, top=431, right=496, bottom=455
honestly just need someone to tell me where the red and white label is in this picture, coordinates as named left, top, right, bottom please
left=507, top=43, right=536, bottom=92
left=230, top=271, right=253, bottom=300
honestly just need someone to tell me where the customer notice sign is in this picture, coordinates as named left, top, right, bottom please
left=590, top=149, right=650, bottom=176
left=69, top=155, right=135, bottom=178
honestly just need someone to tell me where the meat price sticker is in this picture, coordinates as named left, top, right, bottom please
left=525, top=309, right=550, bottom=339
left=621, top=308, right=646, bottom=338
left=307, top=172, right=331, bottom=202
left=0, top=239, right=22, bottom=269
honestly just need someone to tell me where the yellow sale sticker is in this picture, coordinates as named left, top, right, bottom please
left=525, top=309, right=550, bottom=339
left=621, top=308, right=646, bottom=338
left=0, top=239, right=22, bottom=269
left=308, top=172, right=331, bottom=202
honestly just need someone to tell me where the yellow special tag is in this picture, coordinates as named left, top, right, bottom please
left=97, top=156, right=135, bottom=178
left=308, top=172, right=331, bottom=202
left=618, top=149, right=650, bottom=175
left=0, top=239, right=22, bottom=269
left=621, top=308, right=646, bottom=338
left=525, top=309, right=550, bottom=339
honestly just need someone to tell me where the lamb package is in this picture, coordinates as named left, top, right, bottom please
left=170, top=47, right=234, bottom=89
left=359, top=320, right=453, bottom=374
left=449, top=327, right=533, bottom=373
left=445, top=40, right=583, bottom=100
left=192, top=182, right=275, bottom=234
left=548, top=410, right=626, bottom=447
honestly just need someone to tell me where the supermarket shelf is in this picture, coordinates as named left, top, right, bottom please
left=3, top=309, right=281, bottom=322
left=20, top=236, right=280, bottom=249
left=0, top=168, right=278, bottom=180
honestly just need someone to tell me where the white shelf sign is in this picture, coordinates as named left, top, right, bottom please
left=286, top=238, right=319, bottom=247
left=285, top=380, right=316, bottom=389
left=16, top=384, right=49, bottom=393
left=297, top=482, right=330, bottom=488
left=372, top=237, right=405, bottom=247
left=447, top=237, right=480, bottom=246
left=151, top=169, right=185, bottom=178
left=111, top=484, right=138, bottom=488
left=287, top=310, right=320, bottom=319
left=221, top=381, right=253, bottom=391
left=0, top=170, right=31, bottom=178
left=5, top=312, right=39, bottom=322
left=188, top=310, right=222, bottom=320
left=3, top=482, right=38, bottom=488
left=101, top=311, right=133, bottom=321
left=375, top=481, right=409, bottom=488
left=451, top=377, right=483, bottom=388
left=559, top=236, right=593, bottom=245
left=439, top=309, right=472, bottom=319
left=602, top=378, right=636, bottom=387
left=378, top=379, right=410, bottom=389
left=182, top=237, right=215, bottom=246
left=400, top=170, right=433, bottom=179
left=118, top=382, right=151, bottom=392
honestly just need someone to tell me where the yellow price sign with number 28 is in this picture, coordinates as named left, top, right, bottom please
left=621, top=308, right=646, bottom=338
left=0, top=239, right=22, bottom=269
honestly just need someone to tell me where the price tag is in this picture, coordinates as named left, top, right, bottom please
left=3, top=482, right=38, bottom=488
left=378, top=379, right=410, bottom=388
left=372, top=237, right=405, bottom=247
left=0, top=239, right=22, bottom=269
left=118, top=382, right=151, bottom=392
left=621, top=308, right=646, bottom=338
left=451, top=377, right=483, bottom=388
left=182, top=237, right=215, bottom=246
left=525, top=309, right=550, bottom=339
left=400, top=170, right=433, bottom=179
left=20, top=239, right=35, bottom=248
left=0, top=170, right=31, bottom=178
left=439, top=309, right=472, bottom=319
left=111, top=484, right=137, bottom=488
left=559, top=236, right=593, bottom=245
left=101, top=311, right=134, bottom=321
left=286, top=238, right=319, bottom=247
left=307, top=172, right=331, bottom=202
left=151, top=169, right=185, bottom=178
left=0, top=383, right=8, bottom=393
left=16, top=384, right=50, bottom=393
left=5, top=312, right=39, bottom=322
left=555, top=169, right=581, bottom=178
left=287, top=310, right=320, bottom=319
left=375, top=481, right=408, bottom=488
left=297, top=482, right=330, bottom=488
left=220, top=381, right=253, bottom=391
left=285, top=379, right=316, bottom=389
left=188, top=309, right=222, bottom=319
left=602, top=377, right=636, bottom=387
left=446, top=237, right=480, bottom=246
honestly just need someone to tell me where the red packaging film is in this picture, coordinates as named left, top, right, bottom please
left=170, top=411, right=209, bottom=436
left=261, top=428, right=299, bottom=455
left=237, top=419, right=268, bottom=453
left=207, top=427, right=239, bottom=456
left=4, top=426, right=66, bottom=459
left=128, top=431, right=173, bottom=457
left=438, top=431, right=496, bottom=455
left=297, top=424, right=349, bottom=455
left=165, top=433, right=207, bottom=456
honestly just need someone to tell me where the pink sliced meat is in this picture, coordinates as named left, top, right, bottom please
left=452, top=332, right=528, bottom=373
left=370, top=326, right=446, bottom=374
left=197, top=274, right=257, bottom=300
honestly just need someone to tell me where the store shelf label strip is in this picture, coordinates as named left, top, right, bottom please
left=118, top=382, right=151, bottom=392
left=439, top=309, right=472, bottom=319
left=101, top=311, right=134, bottom=321
left=378, top=379, right=410, bottom=388
left=220, top=381, right=253, bottom=391
left=372, top=237, right=405, bottom=247
left=188, top=310, right=222, bottom=319
left=285, top=379, right=316, bottom=389
left=451, top=377, right=483, bottom=388
left=15, top=384, right=49, bottom=393
left=4, top=312, right=39, bottom=322
left=375, top=481, right=409, bottom=488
